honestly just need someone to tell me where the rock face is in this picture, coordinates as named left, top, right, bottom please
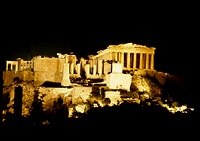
left=131, top=75, right=162, bottom=96
left=2, top=70, right=192, bottom=127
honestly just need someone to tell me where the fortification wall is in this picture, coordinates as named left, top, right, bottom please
left=34, top=71, right=63, bottom=85
left=3, top=71, right=34, bottom=86
left=33, top=57, right=64, bottom=73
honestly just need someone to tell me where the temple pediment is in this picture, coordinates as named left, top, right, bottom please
left=107, top=43, right=153, bottom=51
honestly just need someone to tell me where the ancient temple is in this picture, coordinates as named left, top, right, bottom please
left=89, top=43, right=156, bottom=75
left=4, top=43, right=156, bottom=85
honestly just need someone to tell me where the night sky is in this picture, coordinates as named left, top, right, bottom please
left=1, top=2, right=199, bottom=129
left=1, top=2, right=198, bottom=77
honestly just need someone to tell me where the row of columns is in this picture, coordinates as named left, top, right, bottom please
left=63, top=51, right=155, bottom=77
left=124, top=52, right=154, bottom=70
left=6, top=61, right=19, bottom=72
left=5, top=51, right=154, bottom=78
left=62, top=62, right=101, bottom=77
left=93, top=51, right=155, bottom=72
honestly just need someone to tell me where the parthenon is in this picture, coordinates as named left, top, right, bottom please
left=89, top=43, right=156, bottom=75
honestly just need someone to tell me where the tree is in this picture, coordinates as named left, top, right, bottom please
left=30, top=90, right=44, bottom=127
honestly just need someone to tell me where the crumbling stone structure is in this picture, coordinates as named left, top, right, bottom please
left=89, top=43, right=156, bottom=75
left=4, top=53, right=79, bottom=85
left=3, top=43, right=156, bottom=85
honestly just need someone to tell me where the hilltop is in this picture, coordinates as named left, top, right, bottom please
left=1, top=69, right=196, bottom=129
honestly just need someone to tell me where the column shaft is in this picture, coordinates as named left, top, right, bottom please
left=115, top=52, right=118, bottom=61
left=110, top=52, right=112, bottom=60
left=139, top=53, right=143, bottom=69
left=127, top=52, right=130, bottom=69
left=98, top=59, right=102, bottom=75
left=93, top=65, right=96, bottom=75
left=151, top=53, right=154, bottom=69
left=85, top=64, right=90, bottom=76
left=6, top=62, right=8, bottom=71
left=133, top=53, right=137, bottom=69
left=146, top=53, right=149, bottom=69
left=77, top=63, right=81, bottom=75
left=70, top=63, right=74, bottom=74
left=121, top=52, right=124, bottom=68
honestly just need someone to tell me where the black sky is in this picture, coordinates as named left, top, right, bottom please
left=1, top=2, right=199, bottom=128
left=2, top=2, right=198, bottom=76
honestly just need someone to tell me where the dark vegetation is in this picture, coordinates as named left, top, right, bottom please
left=1, top=99, right=196, bottom=130
left=1, top=72, right=199, bottom=133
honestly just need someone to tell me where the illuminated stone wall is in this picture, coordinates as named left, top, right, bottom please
left=6, top=59, right=33, bottom=72
left=3, top=71, right=23, bottom=86
left=4, top=43, right=156, bottom=82
left=6, top=61, right=19, bottom=71
left=32, top=56, right=64, bottom=72
left=33, top=71, right=63, bottom=84
left=4, top=53, right=81, bottom=85
left=3, top=71, right=34, bottom=86
left=17, top=58, right=33, bottom=71
left=106, top=73, right=132, bottom=91
left=31, top=54, right=80, bottom=84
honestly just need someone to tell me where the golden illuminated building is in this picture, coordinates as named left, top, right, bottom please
left=90, top=43, right=156, bottom=75
left=4, top=43, right=156, bottom=85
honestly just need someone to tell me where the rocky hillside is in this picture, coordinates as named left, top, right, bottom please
left=2, top=69, right=195, bottom=128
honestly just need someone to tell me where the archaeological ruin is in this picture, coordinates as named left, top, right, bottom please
left=3, top=42, right=196, bottom=123
left=90, top=42, right=156, bottom=75
left=3, top=43, right=156, bottom=86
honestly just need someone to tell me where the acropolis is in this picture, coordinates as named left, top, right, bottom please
left=2, top=42, right=195, bottom=128
left=3, top=43, right=156, bottom=86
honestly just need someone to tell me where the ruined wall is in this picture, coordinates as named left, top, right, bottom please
left=32, top=57, right=65, bottom=84
left=3, top=71, right=22, bottom=86
left=33, top=57, right=64, bottom=73
left=34, top=71, right=63, bottom=85
left=4, top=54, right=79, bottom=85
left=22, top=71, right=34, bottom=82
left=106, top=73, right=132, bottom=91
left=3, top=71, right=34, bottom=86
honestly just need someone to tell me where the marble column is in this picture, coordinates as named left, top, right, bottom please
left=11, top=64, right=13, bottom=71
left=146, top=53, right=149, bottom=69
left=139, top=53, right=143, bottom=69
left=70, top=63, right=74, bottom=74
left=76, top=63, right=81, bottom=75
left=93, top=65, right=96, bottom=75
left=127, top=52, right=130, bottom=69
left=115, top=52, right=118, bottom=61
left=64, top=54, right=68, bottom=64
left=98, top=59, right=102, bottom=75
left=93, top=58, right=96, bottom=67
left=151, top=53, right=154, bottom=69
left=133, top=53, right=137, bottom=69
left=121, top=52, right=124, bottom=68
left=85, top=64, right=90, bottom=76
left=14, top=62, right=18, bottom=71
left=110, top=52, right=113, bottom=60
